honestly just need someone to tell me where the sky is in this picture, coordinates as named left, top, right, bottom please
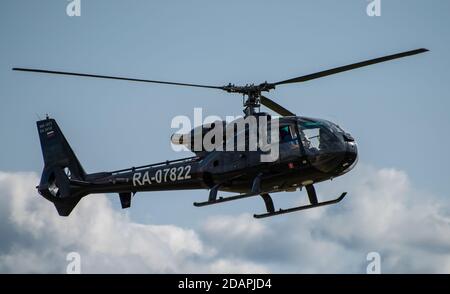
left=0, top=0, right=449, bottom=273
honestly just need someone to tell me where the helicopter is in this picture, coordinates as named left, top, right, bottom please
left=13, top=48, right=428, bottom=218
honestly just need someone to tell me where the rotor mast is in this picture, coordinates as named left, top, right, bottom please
left=243, top=91, right=260, bottom=116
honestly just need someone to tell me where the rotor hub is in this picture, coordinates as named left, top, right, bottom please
left=221, top=82, right=276, bottom=116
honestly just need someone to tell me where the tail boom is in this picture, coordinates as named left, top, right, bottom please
left=36, top=118, right=206, bottom=216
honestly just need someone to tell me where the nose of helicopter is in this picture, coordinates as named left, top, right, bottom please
left=341, top=141, right=358, bottom=173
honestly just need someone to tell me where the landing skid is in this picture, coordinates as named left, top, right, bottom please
left=193, top=191, right=258, bottom=207
left=194, top=175, right=262, bottom=207
left=194, top=177, right=347, bottom=218
left=253, top=192, right=347, bottom=219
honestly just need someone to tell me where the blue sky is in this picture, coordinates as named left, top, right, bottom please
left=0, top=1, right=449, bottom=273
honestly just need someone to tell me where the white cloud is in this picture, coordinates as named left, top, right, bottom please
left=0, top=172, right=268, bottom=274
left=198, top=165, right=450, bottom=273
left=0, top=165, right=449, bottom=273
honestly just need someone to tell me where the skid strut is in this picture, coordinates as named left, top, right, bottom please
left=260, top=193, right=275, bottom=213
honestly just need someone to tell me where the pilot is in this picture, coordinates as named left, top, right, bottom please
left=279, top=126, right=292, bottom=143
left=299, top=129, right=318, bottom=153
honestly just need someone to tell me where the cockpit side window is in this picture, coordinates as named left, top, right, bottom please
left=302, top=127, right=320, bottom=151
left=279, top=125, right=297, bottom=144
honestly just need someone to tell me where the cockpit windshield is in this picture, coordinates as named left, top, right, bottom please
left=297, top=119, right=345, bottom=155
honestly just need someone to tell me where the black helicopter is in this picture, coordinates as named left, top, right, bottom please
left=13, top=48, right=427, bottom=218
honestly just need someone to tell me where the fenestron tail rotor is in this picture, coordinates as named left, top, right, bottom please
left=13, top=48, right=429, bottom=116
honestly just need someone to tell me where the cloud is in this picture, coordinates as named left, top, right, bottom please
left=0, top=172, right=268, bottom=274
left=198, top=166, right=450, bottom=273
left=0, top=165, right=449, bottom=273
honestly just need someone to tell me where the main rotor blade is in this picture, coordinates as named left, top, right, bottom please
left=12, top=68, right=225, bottom=90
left=260, top=95, right=295, bottom=116
left=273, top=48, right=429, bottom=86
